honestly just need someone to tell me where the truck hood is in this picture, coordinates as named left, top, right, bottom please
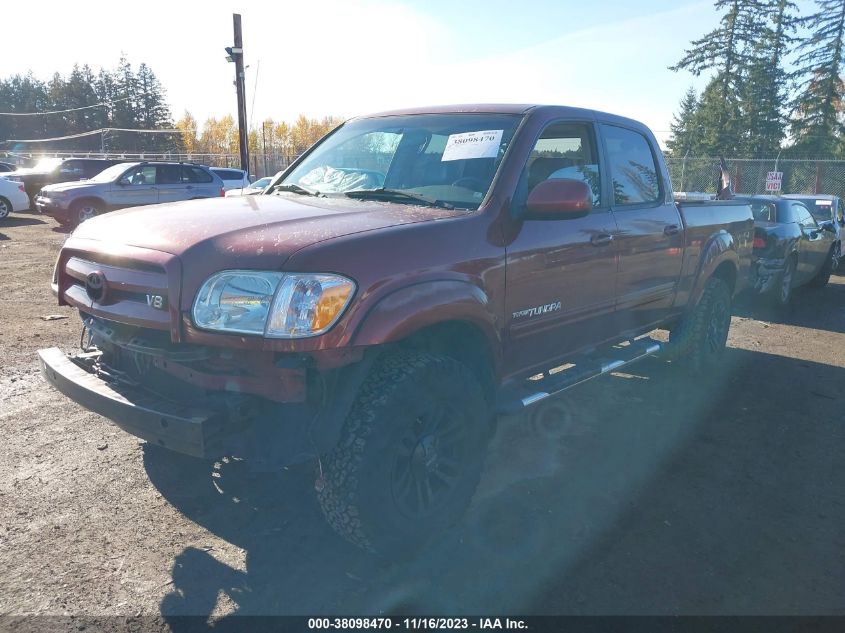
left=71, top=193, right=466, bottom=267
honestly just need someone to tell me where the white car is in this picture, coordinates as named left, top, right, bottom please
left=0, top=176, right=30, bottom=218
left=210, top=167, right=251, bottom=192
left=224, top=176, right=273, bottom=197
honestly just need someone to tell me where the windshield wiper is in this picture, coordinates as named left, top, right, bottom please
left=344, top=188, right=454, bottom=209
left=273, top=183, right=322, bottom=196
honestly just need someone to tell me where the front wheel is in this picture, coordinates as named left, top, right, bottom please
left=668, top=276, right=732, bottom=374
left=71, top=200, right=101, bottom=224
left=316, top=351, right=490, bottom=555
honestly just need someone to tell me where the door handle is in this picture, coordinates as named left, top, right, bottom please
left=186, top=185, right=194, bottom=190
left=591, top=233, right=614, bottom=247
left=664, top=224, right=681, bottom=236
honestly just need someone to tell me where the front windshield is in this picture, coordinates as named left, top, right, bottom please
left=89, top=163, right=138, bottom=183
left=278, top=113, right=522, bottom=209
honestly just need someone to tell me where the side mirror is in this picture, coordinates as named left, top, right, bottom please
left=117, top=178, right=129, bottom=186
left=820, top=221, right=837, bottom=234
left=525, top=178, right=592, bottom=220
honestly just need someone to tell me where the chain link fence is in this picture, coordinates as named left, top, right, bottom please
left=666, top=157, right=845, bottom=199
left=6, top=150, right=845, bottom=197
left=1, top=150, right=299, bottom=179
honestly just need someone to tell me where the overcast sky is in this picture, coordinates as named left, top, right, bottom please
left=0, top=0, right=778, bottom=146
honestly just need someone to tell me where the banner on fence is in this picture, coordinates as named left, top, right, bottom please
left=765, top=171, right=783, bottom=191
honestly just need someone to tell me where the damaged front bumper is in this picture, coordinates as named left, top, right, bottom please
left=38, top=347, right=235, bottom=458
left=38, top=347, right=318, bottom=465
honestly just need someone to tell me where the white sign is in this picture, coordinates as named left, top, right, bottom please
left=441, top=130, right=503, bottom=162
left=765, top=171, right=783, bottom=191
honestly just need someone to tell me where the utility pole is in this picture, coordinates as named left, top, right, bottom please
left=261, top=121, right=268, bottom=177
left=226, top=14, right=249, bottom=174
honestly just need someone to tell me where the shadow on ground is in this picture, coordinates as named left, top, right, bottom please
left=1, top=216, right=46, bottom=230
left=149, top=347, right=845, bottom=626
left=734, top=276, right=845, bottom=334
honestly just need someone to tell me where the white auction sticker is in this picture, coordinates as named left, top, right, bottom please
left=441, top=130, right=503, bottom=162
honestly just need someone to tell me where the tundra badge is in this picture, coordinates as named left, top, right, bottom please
left=512, top=301, right=561, bottom=320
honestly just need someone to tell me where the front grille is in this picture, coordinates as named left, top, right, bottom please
left=60, top=250, right=179, bottom=334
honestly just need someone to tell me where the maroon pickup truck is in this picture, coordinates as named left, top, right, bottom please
left=39, top=104, right=753, bottom=554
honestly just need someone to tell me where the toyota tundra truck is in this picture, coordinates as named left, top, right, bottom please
left=39, top=104, right=753, bottom=554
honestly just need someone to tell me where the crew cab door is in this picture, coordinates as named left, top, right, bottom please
left=600, top=124, right=683, bottom=332
left=504, top=121, right=618, bottom=376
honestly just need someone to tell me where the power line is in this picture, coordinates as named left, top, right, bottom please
left=3, top=127, right=180, bottom=143
left=0, top=95, right=135, bottom=117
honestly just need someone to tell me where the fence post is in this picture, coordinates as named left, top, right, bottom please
left=733, top=163, right=742, bottom=194
left=680, top=149, right=689, bottom=191
left=814, top=164, right=824, bottom=194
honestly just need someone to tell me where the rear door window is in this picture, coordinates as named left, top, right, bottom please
left=601, top=124, right=661, bottom=207
left=157, top=164, right=183, bottom=185
left=183, top=166, right=213, bottom=183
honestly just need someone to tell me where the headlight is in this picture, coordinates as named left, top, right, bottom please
left=192, top=270, right=356, bottom=338
left=49, top=191, right=67, bottom=199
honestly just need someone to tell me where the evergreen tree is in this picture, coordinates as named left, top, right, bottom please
left=790, top=0, right=845, bottom=156
left=671, top=0, right=765, bottom=154
left=667, top=87, right=701, bottom=156
left=740, top=0, right=798, bottom=157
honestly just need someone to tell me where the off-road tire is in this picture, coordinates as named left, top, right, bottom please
left=316, top=350, right=489, bottom=556
left=667, top=276, right=732, bottom=375
left=808, top=245, right=835, bottom=288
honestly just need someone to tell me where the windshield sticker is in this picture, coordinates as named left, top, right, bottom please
left=441, top=130, right=503, bottom=162
left=816, top=200, right=832, bottom=205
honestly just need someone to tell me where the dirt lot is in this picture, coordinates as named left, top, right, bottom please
left=1, top=211, right=844, bottom=621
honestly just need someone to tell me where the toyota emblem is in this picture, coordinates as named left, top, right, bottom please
left=85, top=271, right=107, bottom=302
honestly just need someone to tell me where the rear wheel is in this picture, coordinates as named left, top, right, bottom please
left=316, top=350, right=490, bottom=555
left=772, top=256, right=796, bottom=306
left=0, top=196, right=11, bottom=219
left=668, top=276, right=732, bottom=374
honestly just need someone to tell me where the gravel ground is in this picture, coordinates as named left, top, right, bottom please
left=1, top=212, right=843, bottom=622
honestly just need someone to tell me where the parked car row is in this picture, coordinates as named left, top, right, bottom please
left=34, top=162, right=226, bottom=225
left=0, top=157, right=262, bottom=221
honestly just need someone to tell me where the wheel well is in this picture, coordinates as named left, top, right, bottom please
left=399, top=321, right=497, bottom=406
left=71, top=197, right=105, bottom=210
left=711, top=261, right=737, bottom=294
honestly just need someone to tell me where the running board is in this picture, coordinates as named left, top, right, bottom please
left=496, top=338, right=662, bottom=414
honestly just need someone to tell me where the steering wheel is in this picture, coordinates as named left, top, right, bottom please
left=451, top=177, right=485, bottom=191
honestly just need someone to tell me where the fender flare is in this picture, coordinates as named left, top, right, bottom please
left=351, top=279, right=501, bottom=363
left=688, top=229, right=740, bottom=309
left=70, top=196, right=108, bottom=212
